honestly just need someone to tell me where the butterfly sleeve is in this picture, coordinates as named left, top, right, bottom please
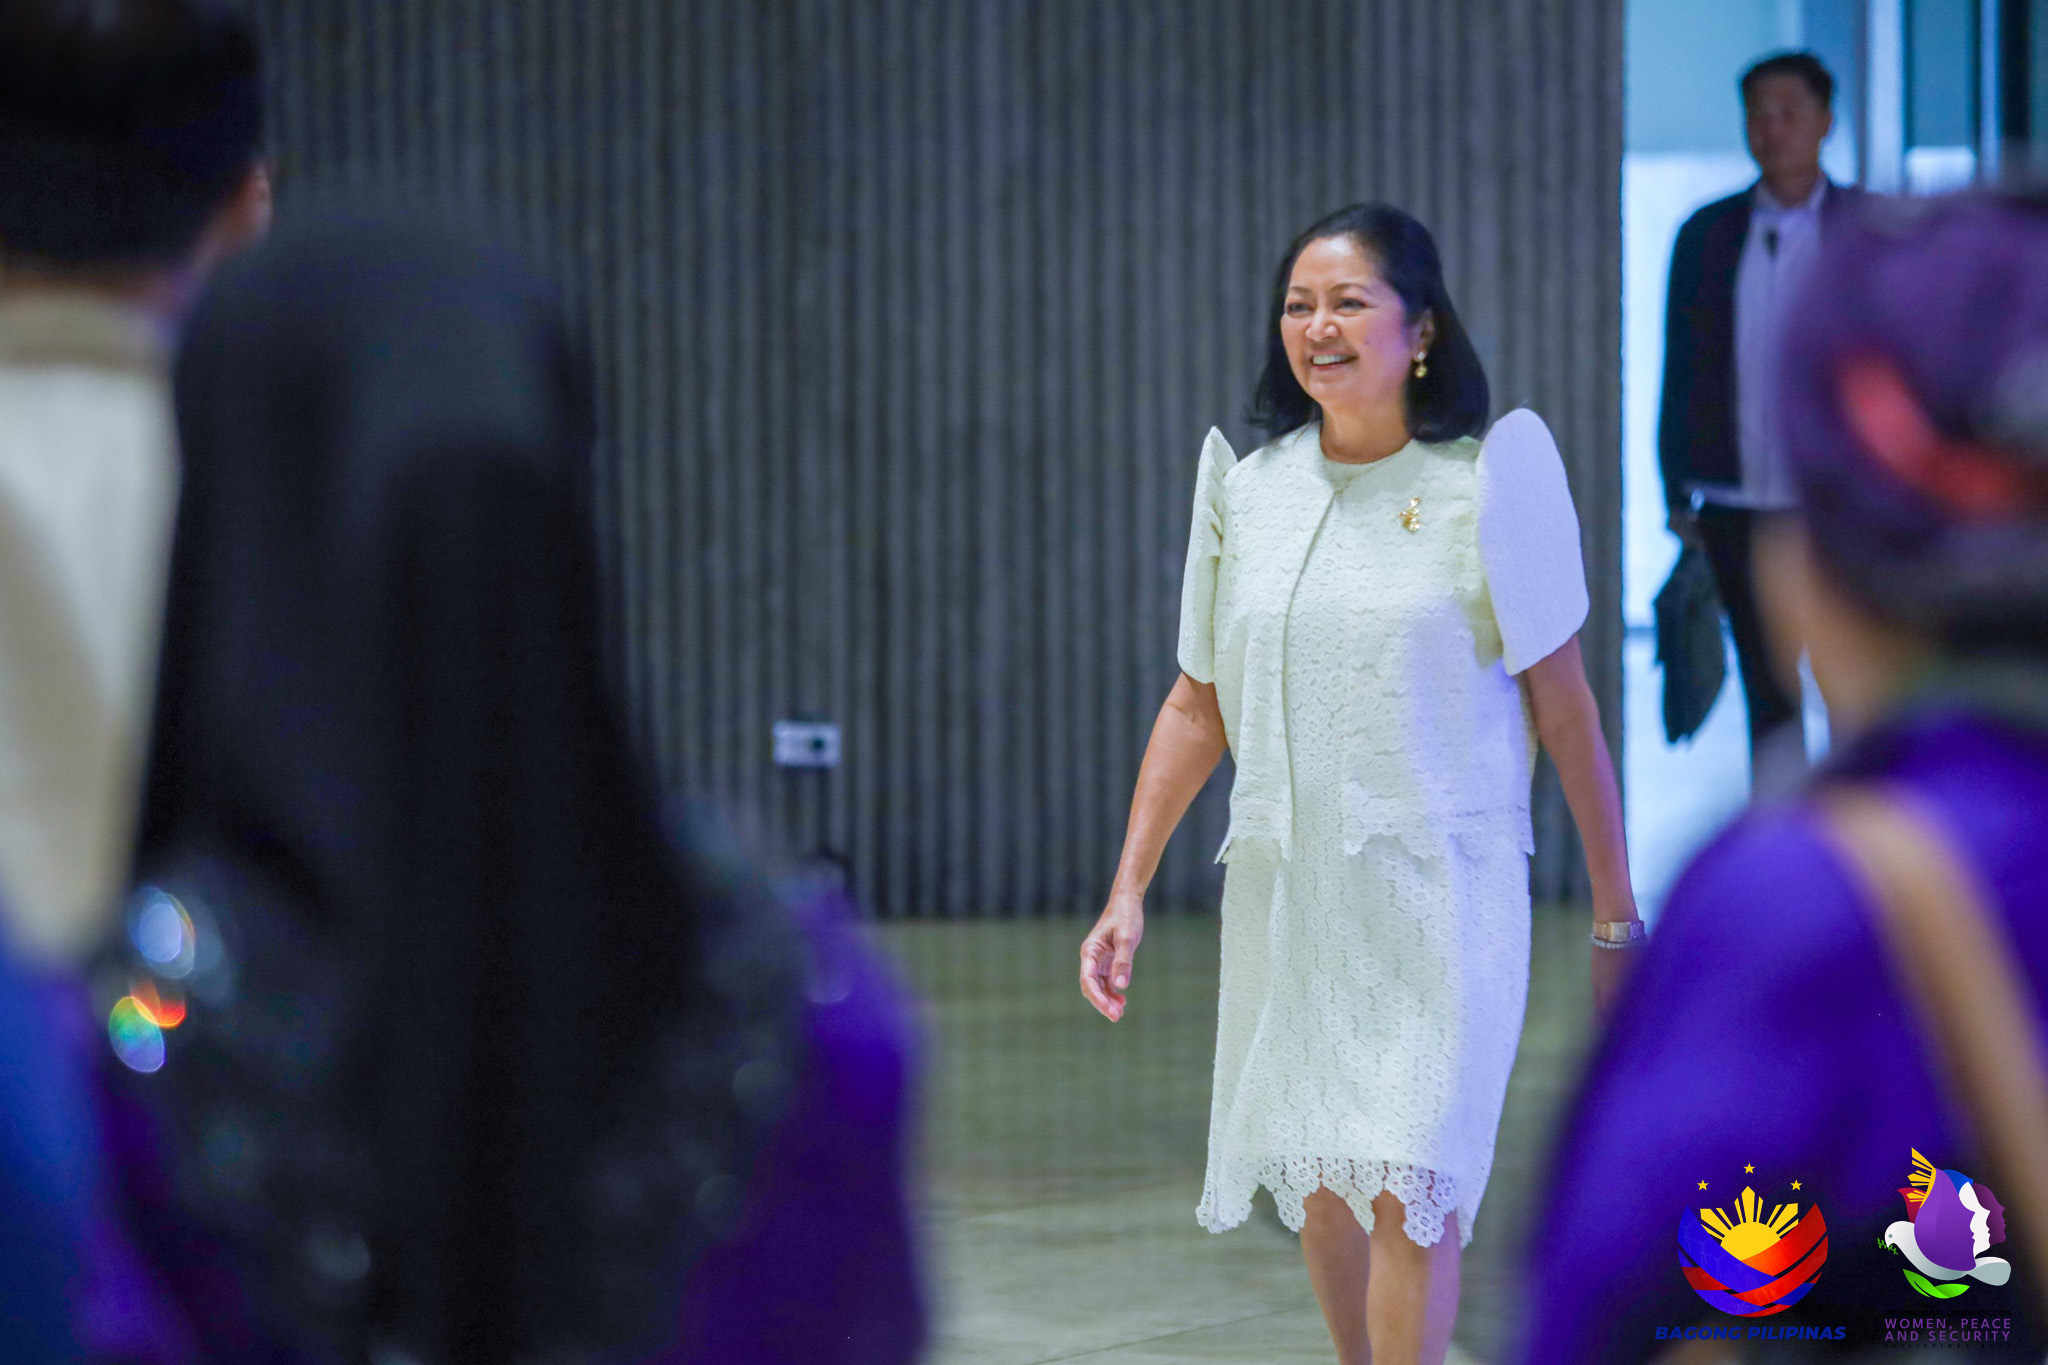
left=1476, top=408, right=1589, bottom=674
left=1175, top=426, right=1237, bottom=685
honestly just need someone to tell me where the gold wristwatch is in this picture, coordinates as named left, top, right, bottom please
left=1590, top=919, right=1646, bottom=947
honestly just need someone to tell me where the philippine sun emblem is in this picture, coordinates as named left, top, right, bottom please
left=1679, top=1179, right=1830, bottom=1316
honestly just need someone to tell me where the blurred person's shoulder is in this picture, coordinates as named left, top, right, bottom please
left=1837, top=705, right=2048, bottom=816
left=1673, top=187, right=1755, bottom=248
left=1820, top=178, right=1873, bottom=210
left=1657, top=705, right=2048, bottom=977
left=1833, top=706, right=2048, bottom=950
left=1654, top=794, right=1874, bottom=980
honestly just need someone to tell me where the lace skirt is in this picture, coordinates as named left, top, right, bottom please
left=1195, top=823, right=1531, bottom=1248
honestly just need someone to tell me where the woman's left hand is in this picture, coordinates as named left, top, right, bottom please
left=1589, top=934, right=1640, bottom=1019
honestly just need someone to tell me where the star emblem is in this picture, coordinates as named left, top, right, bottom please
left=1792, top=1181, right=1802, bottom=1190
left=1698, top=1181, right=1708, bottom=1190
left=1745, top=1164, right=1755, bottom=1173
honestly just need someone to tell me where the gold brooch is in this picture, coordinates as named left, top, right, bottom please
left=1398, top=497, right=1422, bottom=533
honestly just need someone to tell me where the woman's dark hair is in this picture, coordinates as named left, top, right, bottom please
left=1247, top=202, right=1490, bottom=443
left=0, top=0, right=264, bottom=268
left=135, top=217, right=806, bottom=1360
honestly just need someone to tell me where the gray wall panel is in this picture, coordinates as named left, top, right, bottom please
left=238, top=0, right=1624, bottom=916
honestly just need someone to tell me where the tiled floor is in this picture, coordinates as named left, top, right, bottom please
left=874, top=911, right=1599, bottom=1365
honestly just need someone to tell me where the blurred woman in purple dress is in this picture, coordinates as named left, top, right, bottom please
left=1516, top=189, right=2048, bottom=1360
left=111, top=215, right=925, bottom=1364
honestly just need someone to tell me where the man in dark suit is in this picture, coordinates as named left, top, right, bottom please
left=1660, top=51, right=1863, bottom=786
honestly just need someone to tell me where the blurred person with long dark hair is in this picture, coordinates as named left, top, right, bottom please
left=1515, top=190, right=2048, bottom=1361
left=1078, top=203, right=1637, bottom=1365
left=104, top=216, right=924, bottom=1364
left=0, top=1, right=271, bottom=1356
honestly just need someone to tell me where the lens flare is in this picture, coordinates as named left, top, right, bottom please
left=130, top=977, right=187, bottom=1030
left=108, top=997, right=167, bottom=1073
left=129, top=888, right=197, bottom=980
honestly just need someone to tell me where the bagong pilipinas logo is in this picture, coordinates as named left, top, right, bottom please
left=1679, top=1171, right=1829, bottom=1316
left=1883, top=1148, right=2013, bottom=1298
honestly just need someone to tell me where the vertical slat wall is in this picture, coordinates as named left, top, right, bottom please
left=239, top=0, right=1624, bottom=915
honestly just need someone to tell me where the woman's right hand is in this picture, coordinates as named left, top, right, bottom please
left=1081, top=674, right=1225, bottom=1023
left=1079, top=890, right=1145, bottom=1022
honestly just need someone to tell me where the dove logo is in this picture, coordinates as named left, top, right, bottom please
left=1884, top=1149, right=2012, bottom=1298
left=1679, top=1182, right=1830, bottom=1317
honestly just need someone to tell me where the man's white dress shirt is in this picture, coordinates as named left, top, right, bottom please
left=1702, top=178, right=1828, bottom=511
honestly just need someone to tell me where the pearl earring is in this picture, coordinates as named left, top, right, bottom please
left=1412, top=354, right=1429, bottom=379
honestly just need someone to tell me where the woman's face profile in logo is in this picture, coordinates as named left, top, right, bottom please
left=1885, top=1148, right=2012, bottom=1298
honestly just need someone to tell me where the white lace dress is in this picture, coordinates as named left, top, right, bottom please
left=1177, top=411, right=1588, bottom=1248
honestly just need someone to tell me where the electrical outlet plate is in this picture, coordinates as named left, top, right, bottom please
left=772, top=721, right=841, bottom=768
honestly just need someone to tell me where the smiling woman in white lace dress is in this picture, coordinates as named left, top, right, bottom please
left=1078, top=203, right=1641, bottom=1365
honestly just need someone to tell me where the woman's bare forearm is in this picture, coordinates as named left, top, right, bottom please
left=1549, top=706, right=1636, bottom=917
left=1111, top=673, right=1230, bottom=899
left=1524, top=638, right=1637, bottom=919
